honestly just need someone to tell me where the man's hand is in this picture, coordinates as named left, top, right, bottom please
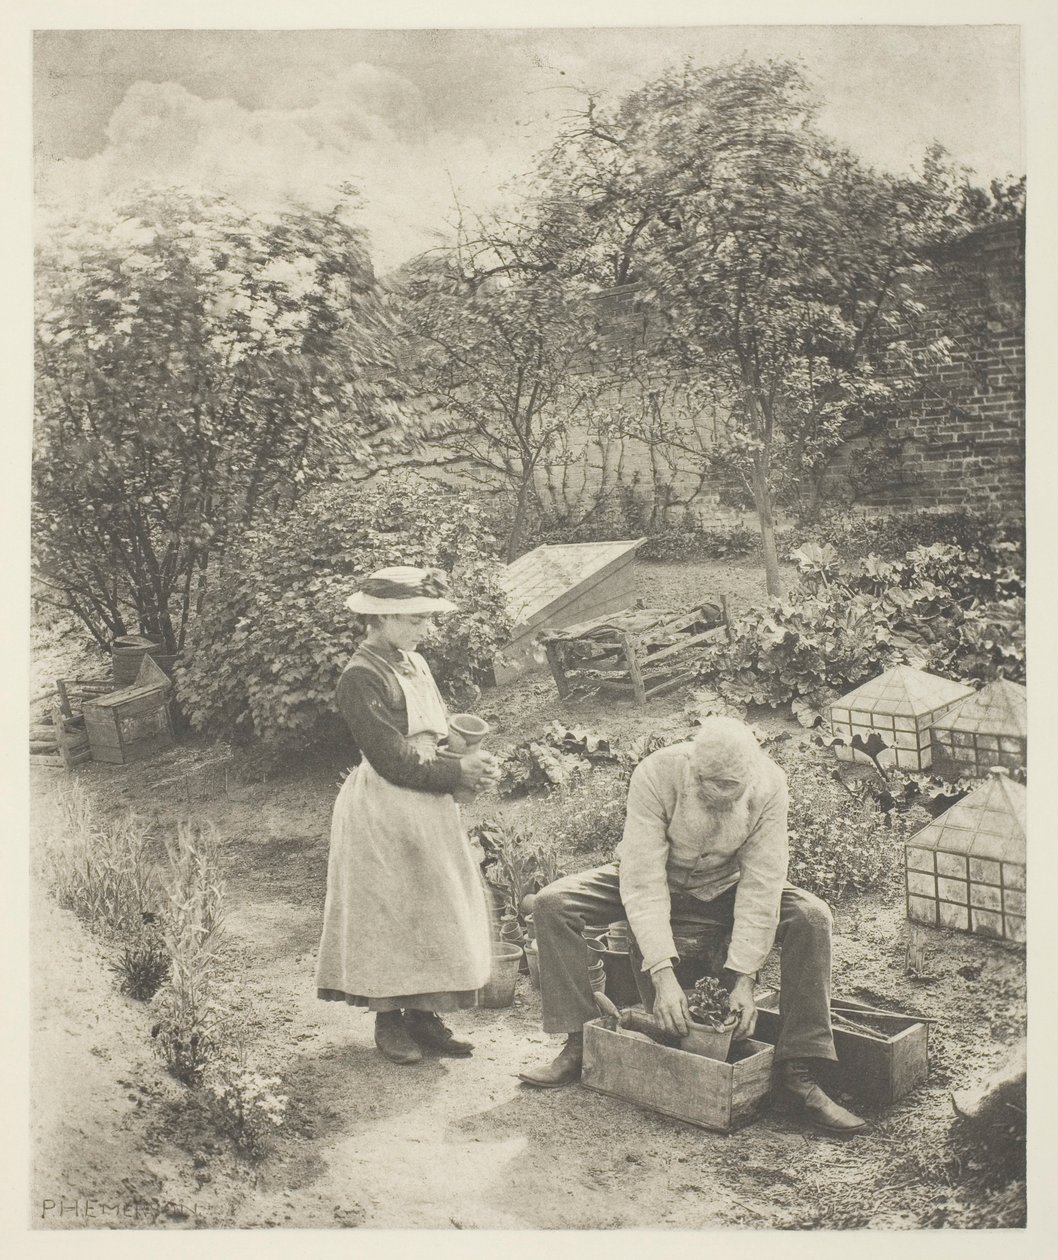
left=727, top=972, right=757, bottom=1040
left=651, top=967, right=691, bottom=1038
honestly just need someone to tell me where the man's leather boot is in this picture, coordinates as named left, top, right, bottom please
left=518, top=1032, right=584, bottom=1088
left=778, top=1058, right=866, bottom=1135
left=404, top=1010, right=474, bottom=1056
left=374, top=1011, right=423, bottom=1065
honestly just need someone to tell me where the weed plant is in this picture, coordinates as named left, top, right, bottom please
left=45, top=781, right=158, bottom=938
left=111, top=915, right=170, bottom=1000
left=777, top=751, right=923, bottom=901
left=151, top=820, right=226, bottom=1084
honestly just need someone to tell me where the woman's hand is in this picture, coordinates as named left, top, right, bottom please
left=458, top=748, right=500, bottom=792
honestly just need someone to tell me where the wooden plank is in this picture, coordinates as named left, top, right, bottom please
left=55, top=680, right=73, bottom=720
left=87, top=688, right=170, bottom=717
left=889, top=1024, right=931, bottom=1103
left=619, top=632, right=647, bottom=705
left=643, top=672, right=697, bottom=702
left=543, top=641, right=572, bottom=700
left=640, top=625, right=728, bottom=666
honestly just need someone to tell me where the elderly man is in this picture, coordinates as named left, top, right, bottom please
left=518, top=716, right=865, bottom=1135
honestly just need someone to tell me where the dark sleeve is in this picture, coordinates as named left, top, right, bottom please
left=336, top=666, right=462, bottom=794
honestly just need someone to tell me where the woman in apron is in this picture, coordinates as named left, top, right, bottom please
left=315, top=565, right=499, bottom=1064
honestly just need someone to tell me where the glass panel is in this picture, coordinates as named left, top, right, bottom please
left=907, top=895, right=938, bottom=925
left=906, top=871, right=936, bottom=897
left=937, top=852, right=968, bottom=878
left=970, top=908, right=1003, bottom=939
left=969, top=882, right=1002, bottom=911
left=937, top=876, right=969, bottom=904
left=938, top=901, right=969, bottom=930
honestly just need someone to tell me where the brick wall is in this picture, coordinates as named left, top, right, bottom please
left=826, top=219, right=1025, bottom=515
left=586, top=220, right=1025, bottom=520
left=377, top=221, right=1024, bottom=532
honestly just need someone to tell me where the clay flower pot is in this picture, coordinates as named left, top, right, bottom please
left=446, top=713, right=490, bottom=753
left=679, top=1016, right=737, bottom=1063
left=524, top=939, right=540, bottom=989
left=478, top=942, right=524, bottom=1009
left=446, top=714, right=490, bottom=804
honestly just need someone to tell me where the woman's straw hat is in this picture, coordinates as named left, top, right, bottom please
left=345, top=566, right=458, bottom=615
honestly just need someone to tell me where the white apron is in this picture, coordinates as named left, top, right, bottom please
left=314, top=651, right=492, bottom=999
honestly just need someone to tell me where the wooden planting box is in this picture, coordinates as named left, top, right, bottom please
left=581, top=1015, right=774, bottom=1133
left=82, top=655, right=175, bottom=765
left=753, top=991, right=928, bottom=1108
left=542, top=601, right=729, bottom=705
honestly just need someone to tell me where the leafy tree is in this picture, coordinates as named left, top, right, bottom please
left=539, top=59, right=1011, bottom=594
left=34, top=185, right=413, bottom=652
left=176, top=473, right=512, bottom=750
left=394, top=232, right=613, bottom=562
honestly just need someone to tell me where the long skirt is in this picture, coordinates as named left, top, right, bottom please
left=315, top=758, right=492, bottom=1010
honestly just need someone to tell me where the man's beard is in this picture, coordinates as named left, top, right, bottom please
left=692, top=786, right=753, bottom=849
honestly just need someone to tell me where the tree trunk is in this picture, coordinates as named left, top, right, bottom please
left=506, top=474, right=535, bottom=563
left=750, top=463, right=783, bottom=597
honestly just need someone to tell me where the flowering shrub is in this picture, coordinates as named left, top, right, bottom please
left=207, top=1061, right=289, bottom=1155
left=34, top=185, right=412, bottom=652
left=177, top=473, right=512, bottom=749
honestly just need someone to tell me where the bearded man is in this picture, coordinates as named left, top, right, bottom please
left=517, top=716, right=865, bottom=1135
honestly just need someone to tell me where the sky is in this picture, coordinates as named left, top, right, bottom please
left=33, top=25, right=1023, bottom=272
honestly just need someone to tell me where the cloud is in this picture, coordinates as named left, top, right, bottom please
left=36, top=69, right=536, bottom=272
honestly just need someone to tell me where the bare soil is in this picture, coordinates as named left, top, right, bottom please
left=29, top=560, right=1026, bottom=1230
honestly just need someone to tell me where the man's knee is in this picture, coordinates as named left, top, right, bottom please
left=786, top=887, right=833, bottom=934
left=532, top=874, right=583, bottom=926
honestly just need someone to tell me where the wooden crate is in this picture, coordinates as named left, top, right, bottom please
left=29, top=698, right=93, bottom=770
left=83, top=658, right=175, bottom=765
left=581, top=1016, right=774, bottom=1133
left=542, top=601, right=729, bottom=705
left=754, top=990, right=928, bottom=1108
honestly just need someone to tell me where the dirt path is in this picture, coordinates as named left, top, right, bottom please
left=31, top=751, right=1025, bottom=1230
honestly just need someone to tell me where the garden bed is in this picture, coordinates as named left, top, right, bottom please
left=29, top=557, right=1026, bottom=1229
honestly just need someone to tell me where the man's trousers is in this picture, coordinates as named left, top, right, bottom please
left=532, top=862, right=837, bottom=1063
